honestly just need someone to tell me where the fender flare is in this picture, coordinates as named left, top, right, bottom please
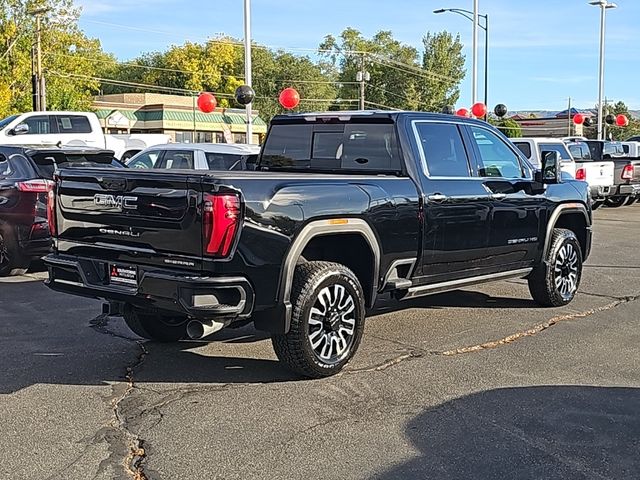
left=543, top=203, right=591, bottom=257
left=278, top=218, right=381, bottom=329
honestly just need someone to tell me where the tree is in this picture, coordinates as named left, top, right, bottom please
left=0, top=0, right=114, bottom=117
left=419, top=32, right=466, bottom=112
left=489, top=117, right=522, bottom=138
left=606, top=101, right=640, bottom=141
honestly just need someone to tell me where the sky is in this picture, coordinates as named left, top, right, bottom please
left=76, top=0, right=640, bottom=111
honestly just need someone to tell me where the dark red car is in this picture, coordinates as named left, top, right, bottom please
left=0, top=146, right=121, bottom=275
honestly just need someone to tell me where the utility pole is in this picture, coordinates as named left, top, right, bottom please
left=243, top=0, right=253, bottom=143
left=31, top=46, right=40, bottom=112
left=568, top=97, right=572, bottom=136
left=472, top=0, right=479, bottom=104
left=29, top=7, right=49, bottom=112
left=357, top=54, right=370, bottom=110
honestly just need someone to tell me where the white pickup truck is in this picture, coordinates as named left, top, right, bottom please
left=0, top=111, right=170, bottom=161
left=566, top=141, right=615, bottom=208
left=512, top=137, right=577, bottom=178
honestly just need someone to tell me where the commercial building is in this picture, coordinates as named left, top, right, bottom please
left=92, top=93, right=268, bottom=144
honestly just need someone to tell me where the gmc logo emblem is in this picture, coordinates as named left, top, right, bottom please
left=94, top=194, right=138, bottom=211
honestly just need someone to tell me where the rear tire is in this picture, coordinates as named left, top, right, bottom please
left=605, top=196, right=627, bottom=208
left=528, top=228, right=582, bottom=307
left=271, top=261, right=366, bottom=378
left=624, top=196, right=637, bottom=206
left=591, top=200, right=603, bottom=210
left=123, top=307, right=188, bottom=342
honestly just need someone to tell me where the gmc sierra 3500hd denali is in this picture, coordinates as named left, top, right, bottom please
left=45, top=111, right=592, bottom=378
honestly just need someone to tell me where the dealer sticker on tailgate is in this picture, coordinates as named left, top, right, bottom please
left=109, top=264, right=138, bottom=286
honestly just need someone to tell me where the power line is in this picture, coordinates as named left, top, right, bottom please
left=366, top=84, right=412, bottom=103
left=364, top=100, right=402, bottom=111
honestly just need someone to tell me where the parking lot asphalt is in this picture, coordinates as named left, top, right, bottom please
left=1, top=207, right=639, bottom=480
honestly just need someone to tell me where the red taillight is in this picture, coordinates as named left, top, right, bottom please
left=622, top=164, right=634, bottom=180
left=47, top=183, right=56, bottom=236
left=16, top=179, right=52, bottom=192
left=202, top=193, right=241, bottom=257
left=575, top=168, right=586, bottom=181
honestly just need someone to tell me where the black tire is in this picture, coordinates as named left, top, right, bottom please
left=0, top=229, right=29, bottom=277
left=528, top=228, right=583, bottom=307
left=605, top=196, right=627, bottom=208
left=122, top=307, right=188, bottom=342
left=624, top=196, right=637, bottom=206
left=272, top=261, right=366, bottom=378
left=591, top=201, right=603, bottom=211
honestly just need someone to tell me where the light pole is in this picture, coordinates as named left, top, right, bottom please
left=28, top=7, right=50, bottom=112
left=589, top=0, right=617, bottom=141
left=434, top=8, right=489, bottom=110
left=243, top=0, right=253, bottom=143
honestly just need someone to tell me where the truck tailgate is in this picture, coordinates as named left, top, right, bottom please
left=54, top=169, right=204, bottom=271
left=581, top=161, right=614, bottom=187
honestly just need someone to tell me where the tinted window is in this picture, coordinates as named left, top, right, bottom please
left=470, top=126, right=524, bottom=178
left=205, top=153, right=250, bottom=171
left=31, top=152, right=121, bottom=178
left=568, top=145, right=583, bottom=160
left=623, top=145, right=630, bottom=154
left=0, top=115, right=19, bottom=131
left=19, top=116, right=51, bottom=135
left=513, top=142, right=532, bottom=159
left=160, top=150, right=194, bottom=169
left=54, top=115, right=92, bottom=134
left=414, top=123, right=470, bottom=177
left=127, top=151, right=161, bottom=169
left=261, top=123, right=401, bottom=173
left=538, top=143, right=572, bottom=161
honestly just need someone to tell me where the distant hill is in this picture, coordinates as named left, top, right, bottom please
left=511, top=109, right=639, bottom=119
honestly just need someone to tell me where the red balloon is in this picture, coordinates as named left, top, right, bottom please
left=573, top=113, right=585, bottom=125
left=456, top=108, right=469, bottom=117
left=471, top=102, right=487, bottom=118
left=197, top=92, right=217, bottom=113
left=279, top=88, right=300, bottom=110
left=616, top=114, right=629, bottom=127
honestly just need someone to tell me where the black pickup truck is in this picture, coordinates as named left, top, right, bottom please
left=45, top=112, right=592, bottom=378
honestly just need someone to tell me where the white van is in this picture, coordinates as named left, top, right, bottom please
left=511, top=137, right=577, bottom=178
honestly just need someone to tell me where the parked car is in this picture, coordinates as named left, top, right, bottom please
left=126, top=143, right=261, bottom=171
left=626, top=135, right=640, bottom=142
left=0, top=112, right=170, bottom=161
left=511, top=137, right=577, bottom=178
left=621, top=141, right=640, bottom=158
left=0, top=146, right=121, bottom=276
left=565, top=141, right=615, bottom=208
left=45, top=111, right=592, bottom=378
left=585, top=140, right=640, bottom=207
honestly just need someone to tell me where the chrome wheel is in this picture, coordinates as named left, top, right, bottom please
left=554, top=243, right=579, bottom=300
left=308, top=284, right=356, bottom=365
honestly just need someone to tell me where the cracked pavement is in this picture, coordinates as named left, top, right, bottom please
left=2, top=207, right=640, bottom=479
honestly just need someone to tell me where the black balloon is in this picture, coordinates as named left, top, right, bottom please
left=494, top=104, right=508, bottom=118
left=235, top=85, right=255, bottom=106
left=605, top=114, right=616, bottom=125
left=441, top=105, right=455, bottom=115
left=583, top=117, right=593, bottom=127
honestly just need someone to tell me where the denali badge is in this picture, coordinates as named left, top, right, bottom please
left=94, top=194, right=138, bottom=211
left=99, top=228, right=141, bottom=238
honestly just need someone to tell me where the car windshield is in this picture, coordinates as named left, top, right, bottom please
left=0, top=115, right=19, bottom=131
left=30, top=152, right=123, bottom=178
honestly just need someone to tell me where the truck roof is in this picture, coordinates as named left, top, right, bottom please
left=270, top=110, right=494, bottom=127
left=0, top=145, right=115, bottom=156
left=144, top=142, right=260, bottom=155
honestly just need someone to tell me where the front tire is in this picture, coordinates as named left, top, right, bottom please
left=528, top=228, right=582, bottom=307
left=122, top=307, right=188, bottom=341
left=272, top=261, right=366, bottom=378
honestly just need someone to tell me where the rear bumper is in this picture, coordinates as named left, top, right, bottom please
left=589, top=185, right=612, bottom=200
left=616, top=183, right=640, bottom=197
left=44, top=254, right=254, bottom=320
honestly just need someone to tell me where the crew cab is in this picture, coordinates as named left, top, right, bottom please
left=585, top=140, right=640, bottom=207
left=564, top=141, right=614, bottom=208
left=0, top=112, right=170, bottom=161
left=44, top=112, right=592, bottom=378
left=511, top=137, right=577, bottom=178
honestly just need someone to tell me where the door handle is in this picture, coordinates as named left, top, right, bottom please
left=490, top=193, right=507, bottom=200
left=427, top=193, right=449, bottom=203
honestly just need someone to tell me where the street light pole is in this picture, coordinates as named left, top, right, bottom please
left=434, top=8, right=488, bottom=110
left=243, top=0, right=253, bottom=144
left=28, top=7, right=49, bottom=112
left=590, top=0, right=617, bottom=141
left=472, top=0, right=479, bottom=104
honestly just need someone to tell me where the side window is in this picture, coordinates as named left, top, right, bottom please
left=469, top=126, right=524, bottom=178
left=513, top=142, right=532, bottom=159
left=160, top=150, right=194, bottom=170
left=127, top=151, right=161, bottom=169
left=18, top=115, right=52, bottom=135
left=54, top=115, right=92, bottom=134
left=581, top=146, right=592, bottom=160
left=340, top=124, right=401, bottom=171
left=414, top=122, right=470, bottom=177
